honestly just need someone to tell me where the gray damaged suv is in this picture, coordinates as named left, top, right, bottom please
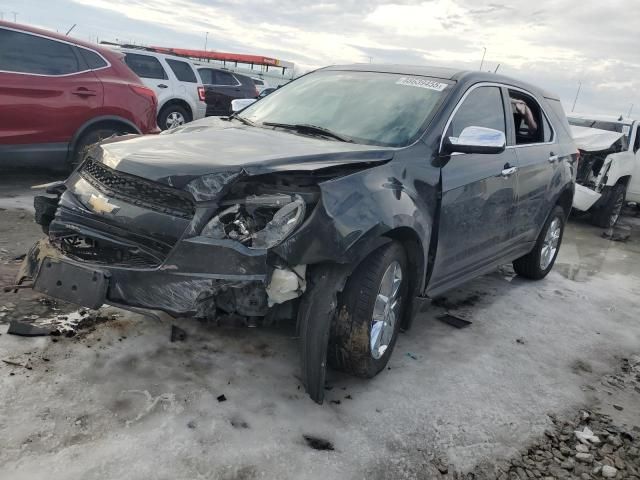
left=17, top=65, right=577, bottom=403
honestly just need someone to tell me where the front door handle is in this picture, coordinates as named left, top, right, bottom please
left=157, top=84, right=169, bottom=89
left=548, top=154, right=560, bottom=163
left=501, top=166, right=518, bottom=177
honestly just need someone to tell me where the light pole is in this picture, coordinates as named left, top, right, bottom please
left=479, top=47, right=486, bottom=71
left=204, top=32, right=209, bottom=51
left=11, top=11, right=17, bottom=22
left=571, top=81, right=582, bottom=112
left=627, top=104, right=634, bottom=118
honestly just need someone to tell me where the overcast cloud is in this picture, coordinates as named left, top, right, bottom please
left=5, top=0, right=639, bottom=116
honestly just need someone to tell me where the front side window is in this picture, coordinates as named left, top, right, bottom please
left=0, top=28, right=80, bottom=75
left=447, top=86, right=506, bottom=139
left=239, top=70, right=450, bottom=147
left=166, top=59, right=196, bottom=83
left=509, top=90, right=546, bottom=144
left=124, top=53, right=167, bottom=80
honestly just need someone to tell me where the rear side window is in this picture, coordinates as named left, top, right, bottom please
left=0, top=28, right=80, bottom=75
left=508, top=90, right=548, bottom=145
left=79, top=49, right=108, bottom=70
left=124, top=53, right=167, bottom=80
left=447, top=86, right=506, bottom=138
left=213, top=70, right=238, bottom=86
left=253, top=79, right=264, bottom=86
left=166, top=59, right=197, bottom=83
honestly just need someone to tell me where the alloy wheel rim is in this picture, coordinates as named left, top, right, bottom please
left=540, top=217, right=561, bottom=270
left=370, top=261, right=403, bottom=360
left=166, top=112, right=185, bottom=129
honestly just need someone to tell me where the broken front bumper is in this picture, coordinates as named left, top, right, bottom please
left=17, top=236, right=269, bottom=317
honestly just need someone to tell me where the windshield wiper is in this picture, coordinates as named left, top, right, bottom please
left=228, top=113, right=256, bottom=127
left=262, top=122, right=352, bottom=142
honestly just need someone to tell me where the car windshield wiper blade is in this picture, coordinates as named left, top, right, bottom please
left=229, top=113, right=256, bottom=126
left=262, top=122, right=352, bottom=142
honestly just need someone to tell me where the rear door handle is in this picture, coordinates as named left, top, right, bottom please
left=501, top=166, right=518, bottom=177
left=157, top=84, right=169, bottom=89
left=548, top=154, right=560, bottom=163
left=71, top=87, right=96, bottom=97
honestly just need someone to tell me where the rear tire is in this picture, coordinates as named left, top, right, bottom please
left=328, top=242, right=408, bottom=378
left=158, top=105, right=190, bottom=130
left=70, top=127, right=122, bottom=171
left=590, top=183, right=626, bottom=228
left=513, top=206, right=565, bottom=280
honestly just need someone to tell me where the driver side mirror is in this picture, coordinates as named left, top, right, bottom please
left=442, top=126, right=506, bottom=155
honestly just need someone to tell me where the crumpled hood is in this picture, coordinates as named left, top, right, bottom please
left=94, top=117, right=395, bottom=188
left=570, top=125, right=624, bottom=152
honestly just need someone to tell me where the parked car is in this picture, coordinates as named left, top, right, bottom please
left=17, top=65, right=577, bottom=403
left=116, top=47, right=206, bottom=130
left=251, top=76, right=269, bottom=93
left=196, top=66, right=258, bottom=116
left=0, top=21, right=159, bottom=170
left=567, top=114, right=640, bottom=227
left=231, top=87, right=277, bottom=112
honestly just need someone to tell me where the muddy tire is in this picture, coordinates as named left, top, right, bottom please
left=70, top=128, right=121, bottom=170
left=513, top=206, right=565, bottom=280
left=590, top=183, right=626, bottom=228
left=328, top=242, right=408, bottom=378
left=158, top=105, right=190, bottom=130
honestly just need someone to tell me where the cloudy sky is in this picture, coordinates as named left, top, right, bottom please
left=5, top=0, right=639, bottom=116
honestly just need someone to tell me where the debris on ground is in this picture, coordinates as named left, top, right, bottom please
left=170, top=325, right=187, bottom=342
left=516, top=337, right=526, bottom=345
left=216, top=394, right=227, bottom=403
left=7, top=320, right=52, bottom=336
left=458, top=355, right=640, bottom=479
left=303, top=435, right=334, bottom=451
left=602, top=225, right=631, bottom=242
left=406, top=352, right=418, bottom=360
left=437, top=313, right=472, bottom=329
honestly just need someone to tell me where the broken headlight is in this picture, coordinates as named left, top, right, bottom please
left=201, top=194, right=306, bottom=249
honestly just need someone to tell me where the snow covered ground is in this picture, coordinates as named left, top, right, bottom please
left=1, top=200, right=639, bottom=479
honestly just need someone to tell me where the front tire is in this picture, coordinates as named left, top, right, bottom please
left=590, top=183, right=626, bottom=228
left=328, top=242, right=408, bottom=378
left=513, top=206, right=565, bottom=280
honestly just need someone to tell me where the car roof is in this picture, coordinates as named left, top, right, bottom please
left=321, top=64, right=560, bottom=101
left=0, top=20, right=115, bottom=56
left=567, top=113, right=638, bottom=124
left=114, top=46, right=198, bottom=64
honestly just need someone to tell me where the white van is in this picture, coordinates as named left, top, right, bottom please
left=116, top=47, right=207, bottom=130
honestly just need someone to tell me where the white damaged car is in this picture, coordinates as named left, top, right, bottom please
left=568, top=114, right=640, bottom=227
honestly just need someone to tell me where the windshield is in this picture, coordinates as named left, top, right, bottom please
left=238, top=70, right=450, bottom=147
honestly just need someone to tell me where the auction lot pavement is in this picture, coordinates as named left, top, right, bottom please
left=1, top=175, right=639, bottom=480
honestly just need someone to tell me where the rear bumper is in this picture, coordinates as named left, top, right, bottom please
left=194, top=102, right=207, bottom=121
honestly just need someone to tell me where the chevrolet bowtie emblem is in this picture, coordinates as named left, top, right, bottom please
left=88, top=194, right=119, bottom=214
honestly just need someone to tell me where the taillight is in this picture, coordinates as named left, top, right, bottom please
left=254, top=86, right=260, bottom=98
left=198, top=86, right=206, bottom=101
left=129, top=84, right=157, bottom=107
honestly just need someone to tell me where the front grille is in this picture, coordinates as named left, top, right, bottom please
left=80, top=158, right=195, bottom=219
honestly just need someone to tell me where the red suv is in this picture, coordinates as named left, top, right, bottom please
left=0, top=21, right=159, bottom=170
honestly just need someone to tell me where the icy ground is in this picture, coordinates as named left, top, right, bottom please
left=0, top=204, right=639, bottom=479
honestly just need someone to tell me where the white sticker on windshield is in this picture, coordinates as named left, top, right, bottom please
left=396, top=77, right=448, bottom=91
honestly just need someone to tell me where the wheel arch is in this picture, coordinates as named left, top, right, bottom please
left=68, top=116, right=141, bottom=161
left=158, top=97, right=193, bottom=120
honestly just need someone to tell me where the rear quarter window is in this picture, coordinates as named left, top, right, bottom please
left=79, top=48, right=108, bottom=70
left=166, top=59, right=197, bottom=83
